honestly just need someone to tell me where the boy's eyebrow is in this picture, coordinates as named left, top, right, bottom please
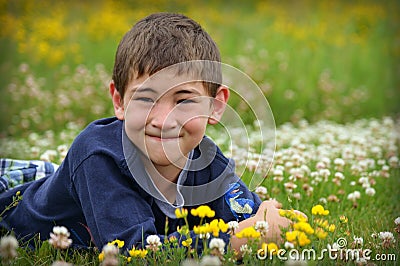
left=132, top=87, right=158, bottom=94
left=174, top=89, right=202, bottom=95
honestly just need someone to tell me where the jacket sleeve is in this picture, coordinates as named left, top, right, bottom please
left=222, top=179, right=262, bottom=221
left=71, top=153, right=161, bottom=250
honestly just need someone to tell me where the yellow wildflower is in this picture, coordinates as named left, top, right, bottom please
left=235, top=226, right=261, bottom=239
left=169, top=236, right=178, bottom=244
left=311, top=205, right=329, bottom=216
left=218, top=219, right=229, bottom=233
left=182, top=238, right=193, bottom=247
left=191, top=205, right=215, bottom=218
left=129, top=247, right=148, bottom=258
left=298, top=232, right=311, bottom=246
left=279, top=209, right=307, bottom=222
left=98, top=252, right=104, bottom=262
left=285, top=230, right=311, bottom=247
left=262, top=242, right=278, bottom=255
left=293, top=222, right=314, bottom=235
left=177, top=225, right=189, bottom=235
left=339, top=215, right=348, bottom=223
left=193, top=224, right=210, bottom=235
left=328, top=224, right=336, bottom=232
left=208, top=219, right=229, bottom=237
left=175, top=208, right=188, bottom=219
left=315, top=227, right=328, bottom=239
left=109, top=239, right=125, bottom=248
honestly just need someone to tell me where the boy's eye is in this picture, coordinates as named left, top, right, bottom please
left=135, top=97, right=154, bottom=103
left=177, top=98, right=195, bottom=104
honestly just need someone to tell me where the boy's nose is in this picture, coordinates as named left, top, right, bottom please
left=148, top=103, right=178, bottom=129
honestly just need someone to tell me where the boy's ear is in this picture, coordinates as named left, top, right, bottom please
left=208, top=85, right=230, bottom=125
left=109, top=81, right=125, bottom=120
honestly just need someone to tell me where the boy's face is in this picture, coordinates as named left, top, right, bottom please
left=112, top=70, right=228, bottom=171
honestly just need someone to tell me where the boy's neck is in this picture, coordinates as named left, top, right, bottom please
left=142, top=156, right=185, bottom=204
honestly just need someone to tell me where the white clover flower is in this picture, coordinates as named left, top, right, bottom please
left=103, top=244, right=119, bottom=256
left=273, top=169, right=284, bottom=176
left=255, top=221, right=269, bottom=235
left=0, top=235, right=19, bottom=261
left=350, top=181, right=356, bottom=186
left=284, top=241, right=295, bottom=249
left=319, top=168, right=331, bottom=177
left=388, top=156, right=399, bottom=167
left=334, top=158, right=345, bottom=166
left=209, top=238, right=225, bottom=255
left=335, top=172, right=345, bottom=180
left=49, top=226, right=72, bottom=250
left=239, top=244, right=252, bottom=255
left=378, top=232, right=395, bottom=241
left=347, top=193, right=357, bottom=201
left=394, top=217, right=400, bottom=225
left=358, top=177, right=369, bottom=185
left=365, top=187, right=376, bottom=196
left=227, top=221, right=239, bottom=231
left=353, top=191, right=361, bottom=199
left=146, top=235, right=162, bottom=251
left=255, top=186, right=268, bottom=195
left=378, top=231, right=396, bottom=248
left=319, top=197, right=328, bottom=204
left=53, top=226, right=70, bottom=236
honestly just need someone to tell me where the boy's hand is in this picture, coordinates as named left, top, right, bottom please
left=231, top=199, right=307, bottom=255
left=253, top=199, right=292, bottom=243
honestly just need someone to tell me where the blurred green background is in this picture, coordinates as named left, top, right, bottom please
left=1, top=0, right=399, bottom=137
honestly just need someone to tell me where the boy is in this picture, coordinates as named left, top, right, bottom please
left=0, top=13, right=290, bottom=253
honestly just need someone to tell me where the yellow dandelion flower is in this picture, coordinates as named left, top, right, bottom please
left=311, top=205, right=329, bottom=216
left=191, top=205, right=215, bottom=218
left=293, top=222, right=314, bottom=235
left=235, top=226, right=261, bottom=239
left=175, top=208, right=188, bottom=219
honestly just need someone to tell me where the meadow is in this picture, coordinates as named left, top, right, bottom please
left=0, top=0, right=399, bottom=265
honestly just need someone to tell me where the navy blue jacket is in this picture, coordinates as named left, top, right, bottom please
left=0, top=117, right=261, bottom=251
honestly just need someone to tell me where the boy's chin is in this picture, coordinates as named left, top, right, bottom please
left=147, top=154, right=187, bottom=169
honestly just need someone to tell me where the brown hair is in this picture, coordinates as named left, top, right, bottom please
left=112, top=13, right=222, bottom=98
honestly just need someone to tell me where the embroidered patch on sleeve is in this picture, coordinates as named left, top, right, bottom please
left=224, top=182, right=254, bottom=220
